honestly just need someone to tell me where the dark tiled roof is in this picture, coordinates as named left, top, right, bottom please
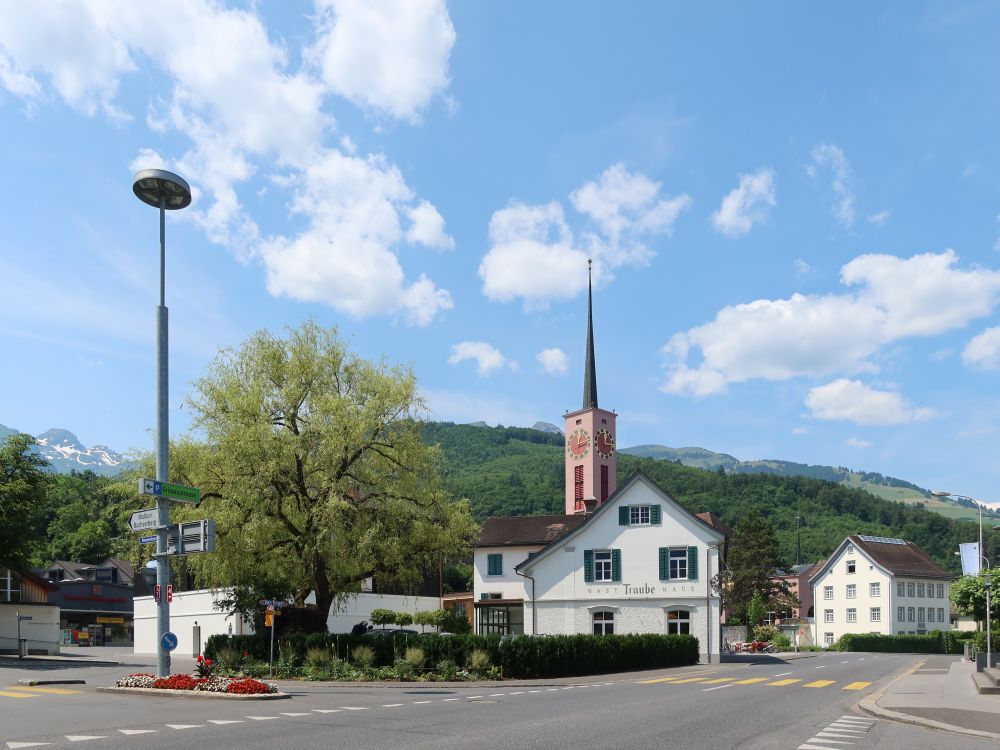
left=696, top=512, right=734, bottom=538
left=851, top=535, right=953, bottom=580
left=476, top=514, right=589, bottom=547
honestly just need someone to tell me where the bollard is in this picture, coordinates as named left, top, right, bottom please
left=193, top=621, right=201, bottom=658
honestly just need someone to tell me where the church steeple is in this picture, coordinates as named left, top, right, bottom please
left=582, top=259, right=598, bottom=409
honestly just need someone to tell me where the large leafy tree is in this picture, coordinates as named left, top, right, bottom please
left=951, top=572, right=999, bottom=627
left=0, top=433, right=50, bottom=570
left=725, top=509, right=792, bottom=624
left=176, top=321, right=476, bottom=624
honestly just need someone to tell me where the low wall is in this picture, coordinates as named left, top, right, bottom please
left=0, top=603, right=61, bottom=655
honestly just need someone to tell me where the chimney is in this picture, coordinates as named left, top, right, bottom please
left=583, top=496, right=599, bottom=514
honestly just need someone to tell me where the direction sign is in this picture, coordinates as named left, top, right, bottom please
left=160, top=631, right=178, bottom=652
left=139, top=477, right=201, bottom=505
left=18, top=615, right=32, bottom=622
left=139, top=535, right=157, bottom=544
left=129, top=508, right=159, bottom=532
left=259, top=599, right=286, bottom=607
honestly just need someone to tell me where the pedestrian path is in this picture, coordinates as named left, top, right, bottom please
left=637, top=673, right=871, bottom=691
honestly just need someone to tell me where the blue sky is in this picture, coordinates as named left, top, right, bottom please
left=2, top=2, right=1000, bottom=504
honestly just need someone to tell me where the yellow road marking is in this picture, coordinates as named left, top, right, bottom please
left=671, top=677, right=709, bottom=683
left=733, top=677, right=769, bottom=685
left=803, top=680, right=836, bottom=688
left=767, top=678, right=802, bottom=686
left=638, top=677, right=679, bottom=684
left=701, top=677, right=734, bottom=684
left=841, top=681, right=872, bottom=691
left=15, top=686, right=81, bottom=694
left=0, top=690, right=39, bottom=698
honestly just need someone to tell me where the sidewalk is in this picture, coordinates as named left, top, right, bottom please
left=860, top=654, right=1000, bottom=739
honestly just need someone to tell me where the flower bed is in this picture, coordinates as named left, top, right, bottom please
left=114, top=673, right=277, bottom=694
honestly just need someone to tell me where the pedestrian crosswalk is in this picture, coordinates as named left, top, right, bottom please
left=0, top=686, right=81, bottom=700
left=798, top=714, right=877, bottom=749
left=637, top=674, right=871, bottom=692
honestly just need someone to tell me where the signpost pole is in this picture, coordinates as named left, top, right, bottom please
left=269, top=606, right=276, bottom=678
left=16, top=609, right=21, bottom=660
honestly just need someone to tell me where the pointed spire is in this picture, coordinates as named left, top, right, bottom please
left=583, top=259, right=598, bottom=409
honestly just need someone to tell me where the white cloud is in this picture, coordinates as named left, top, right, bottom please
left=711, top=169, right=776, bottom=237
left=809, top=143, right=855, bottom=227
left=0, top=1, right=455, bottom=326
left=661, top=250, right=1000, bottom=395
left=480, top=164, right=689, bottom=309
left=447, top=341, right=517, bottom=376
left=867, top=210, right=890, bottom=226
left=805, top=379, right=934, bottom=426
left=845, top=437, right=872, bottom=448
left=791, top=426, right=810, bottom=435
left=420, top=388, right=538, bottom=428
left=963, top=326, right=1000, bottom=370
left=259, top=150, right=452, bottom=325
left=405, top=200, right=455, bottom=250
left=537, top=347, right=569, bottom=374
left=310, top=0, right=455, bottom=122
left=794, top=258, right=812, bottom=277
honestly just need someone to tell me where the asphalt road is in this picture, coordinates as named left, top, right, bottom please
left=0, top=652, right=993, bottom=750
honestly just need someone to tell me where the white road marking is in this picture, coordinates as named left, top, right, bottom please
left=340, top=707, right=368, bottom=711
left=816, top=731, right=861, bottom=739
left=838, top=716, right=875, bottom=723
left=773, top=672, right=792, bottom=676
left=412, top=701, right=431, bottom=704
left=509, top=691, right=524, bottom=695
left=311, top=709, right=341, bottom=714
left=466, top=696, right=483, bottom=699
left=841, top=661, right=850, bottom=664
left=279, top=713, right=310, bottom=717
left=546, top=688, right=559, bottom=692
left=382, top=703, right=403, bottom=707
left=165, top=725, right=204, bottom=730
left=442, top=698, right=461, bottom=701
left=65, top=738, right=108, bottom=743
left=208, top=720, right=243, bottom=724
left=528, top=690, right=542, bottom=694
left=815, top=665, right=827, bottom=669
left=246, top=716, right=279, bottom=721
left=7, top=743, right=52, bottom=748
left=800, top=745, right=847, bottom=750
left=489, top=693, right=505, bottom=697
left=119, top=729, right=158, bottom=735
left=701, top=685, right=732, bottom=692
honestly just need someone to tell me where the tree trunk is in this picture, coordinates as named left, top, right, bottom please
left=313, top=552, right=334, bottom=629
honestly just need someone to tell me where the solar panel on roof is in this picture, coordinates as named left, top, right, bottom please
left=858, top=534, right=906, bottom=545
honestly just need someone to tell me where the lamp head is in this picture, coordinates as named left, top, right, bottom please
left=132, top=169, right=191, bottom=210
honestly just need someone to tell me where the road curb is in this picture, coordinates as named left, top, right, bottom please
left=16, top=679, right=86, bottom=686
left=858, top=660, right=1000, bottom=741
left=96, top=686, right=291, bottom=700
left=0, top=656, right=120, bottom=666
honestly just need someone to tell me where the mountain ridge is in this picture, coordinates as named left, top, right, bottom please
left=0, top=423, right=128, bottom=477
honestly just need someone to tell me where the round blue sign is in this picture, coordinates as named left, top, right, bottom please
left=160, top=631, right=178, bottom=652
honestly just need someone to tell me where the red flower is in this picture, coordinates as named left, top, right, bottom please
left=242, top=651, right=250, bottom=657
left=205, top=658, right=213, bottom=666
left=152, top=674, right=199, bottom=691
left=196, top=654, right=204, bottom=662
left=227, top=678, right=273, bottom=695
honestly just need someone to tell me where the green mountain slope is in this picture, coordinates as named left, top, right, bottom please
left=422, top=422, right=988, bottom=575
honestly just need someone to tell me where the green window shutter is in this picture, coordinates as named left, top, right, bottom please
left=619, top=506, right=630, bottom=525
left=687, top=546, right=699, bottom=581
left=612, top=549, right=622, bottom=582
left=650, top=505, right=661, bottom=524
left=481, top=593, right=489, bottom=600
left=658, top=548, right=668, bottom=581
left=487, top=554, right=502, bottom=576
left=584, top=549, right=594, bottom=583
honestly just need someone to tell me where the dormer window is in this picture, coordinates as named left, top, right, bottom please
left=846, top=559, right=856, bottom=574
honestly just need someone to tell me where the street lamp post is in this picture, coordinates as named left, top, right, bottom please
left=933, top=490, right=995, bottom=669
left=132, top=169, right=191, bottom=678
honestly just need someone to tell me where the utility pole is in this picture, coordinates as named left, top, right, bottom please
left=795, top=516, right=802, bottom=567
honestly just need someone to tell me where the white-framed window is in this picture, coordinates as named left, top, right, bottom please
left=870, top=607, right=881, bottom=623
left=487, top=553, right=503, bottom=576
left=907, top=582, right=915, bottom=597
left=870, top=582, right=880, bottom=597
left=0, top=570, right=20, bottom=603
left=629, top=505, right=651, bottom=525
left=846, top=559, right=856, bottom=574
left=897, top=582, right=905, bottom=597
left=666, top=609, right=691, bottom=635
left=926, top=608, right=935, bottom=623
left=938, top=607, right=945, bottom=622
left=908, top=607, right=915, bottom=622
left=669, top=548, right=688, bottom=580
left=593, top=610, right=614, bottom=635
left=824, top=632, right=835, bottom=646
left=846, top=584, right=857, bottom=599
left=847, top=608, right=857, bottom=623
left=916, top=583, right=925, bottom=598
left=594, top=550, right=613, bottom=582
left=936, top=584, right=944, bottom=598
left=917, top=607, right=925, bottom=622
left=897, top=606, right=905, bottom=621
left=824, top=609, right=834, bottom=623
left=847, top=544, right=855, bottom=554
left=824, top=585, right=834, bottom=600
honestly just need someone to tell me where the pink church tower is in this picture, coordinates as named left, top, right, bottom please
left=564, top=261, right=617, bottom=514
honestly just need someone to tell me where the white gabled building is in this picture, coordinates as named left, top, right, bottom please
left=472, top=266, right=729, bottom=659
left=809, top=534, right=954, bottom=648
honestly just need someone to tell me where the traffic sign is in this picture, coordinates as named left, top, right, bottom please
left=259, top=599, right=286, bottom=607
left=160, top=631, right=178, bottom=651
left=163, top=520, right=216, bottom=555
left=129, top=508, right=159, bottom=532
left=138, top=477, right=201, bottom=505
left=18, top=615, right=32, bottom=621
left=167, top=584, right=173, bottom=603
left=154, top=584, right=160, bottom=603
left=139, top=535, right=157, bottom=544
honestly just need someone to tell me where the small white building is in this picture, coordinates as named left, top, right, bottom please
left=474, top=471, right=727, bottom=659
left=809, top=534, right=953, bottom=648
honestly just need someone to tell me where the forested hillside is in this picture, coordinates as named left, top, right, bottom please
left=421, top=422, right=985, bottom=575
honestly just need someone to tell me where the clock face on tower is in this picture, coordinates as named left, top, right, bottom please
left=567, top=428, right=590, bottom=460
left=596, top=429, right=615, bottom=459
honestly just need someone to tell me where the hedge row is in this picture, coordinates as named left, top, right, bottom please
left=205, top=632, right=699, bottom=678
left=836, top=631, right=956, bottom=654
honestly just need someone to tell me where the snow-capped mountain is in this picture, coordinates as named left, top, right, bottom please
left=1, top=424, right=128, bottom=476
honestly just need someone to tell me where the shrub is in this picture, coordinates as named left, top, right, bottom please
left=436, top=659, right=460, bottom=681
left=242, top=660, right=269, bottom=678
left=752, top=625, right=779, bottom=643
left=440, top=607, right=471, bottom=634
left=836, top=632, right=943, bottom=653
left=370, top=608, right=398, bottom=626
left=215, top=644, right=243, bottom=673
left=404, top=646, right=425, bottom=668
left=395, top=612, right=414, bottom=627
left=773, top=634, right=792, bottom=651
left=194, top=654, right=215, bottom=678
left=306, top=647, right=332, bottom=669
left=351, top=644, right=376, bottom=667
left=468, top=648, right=491, bottom=672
